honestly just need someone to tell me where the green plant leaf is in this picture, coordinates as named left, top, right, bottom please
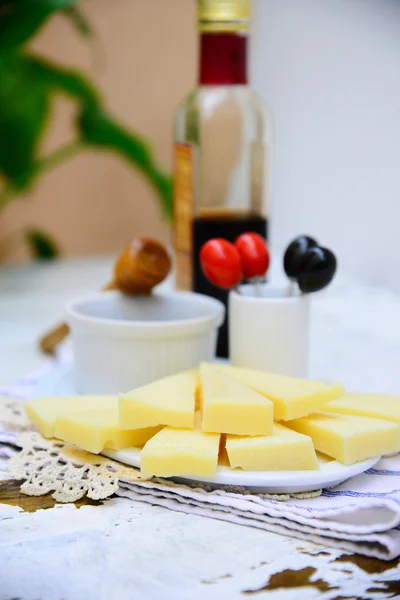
left=0, top=54, right=173, bottom=219
left=0, top=55, right=98, bottom=187
left=62, top=6, right=93, bottom=38
left=0, top=53, right=172, bottom=219
left=79, top=108, right=173, bottom=218
left=0, top=0, right=80, bottom=50
left=24, top=227, right=60, bottom=260
left=28, top=56, right=100, bottom=108
left=0, top=53, right=49, bottom=184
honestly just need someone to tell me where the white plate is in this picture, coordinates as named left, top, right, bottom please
left=103, top=447, right=379, bottom=494
left=33, top=361, right=380, bottom=494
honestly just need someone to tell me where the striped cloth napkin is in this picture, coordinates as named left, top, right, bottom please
left=1, top=361, right=400, bottom=560
left=116, top=454, right=400, bottom=561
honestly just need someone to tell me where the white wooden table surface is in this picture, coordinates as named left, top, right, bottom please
left=1, top=258, right=400, bottom=600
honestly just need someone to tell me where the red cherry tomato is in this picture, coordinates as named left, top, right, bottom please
left=234, top=233, right=270, bottom=280
left=200, top=239, right=243, bottom=289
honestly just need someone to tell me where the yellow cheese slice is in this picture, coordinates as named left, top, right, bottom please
left=119, top=371, right=197, bottom=430
left=140, top=417, right=220, bottom=478
left=323, top=393, right=400, bottom=423
left=54, top=409, right=161, bottom=454
left=226, top=423, right=319, bottom=471
left=218, top=365, right=344, bottom=421
left=199, top=363, right=274, bottom=436
left=286, top=412, right=400, bottom=465
left=25, top=396, right=116, bottom=438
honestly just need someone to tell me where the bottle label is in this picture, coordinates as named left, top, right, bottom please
left=174, top=143, right=194, bottom=291
left=251, top=141, right=265, bottom=215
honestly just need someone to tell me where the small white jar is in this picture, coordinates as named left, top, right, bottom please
left=67, top=290, right=224, bottom=394
left=229, top=284, right=310, bottom=377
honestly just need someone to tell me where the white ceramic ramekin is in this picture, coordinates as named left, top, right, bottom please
left=229, top=284, right=310, bottom=377
left=67, top=290, right=225, bottom=394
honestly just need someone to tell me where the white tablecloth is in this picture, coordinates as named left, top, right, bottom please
left=1, top=258, right=400, bottom=599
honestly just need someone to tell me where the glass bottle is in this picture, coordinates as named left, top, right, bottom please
left=174, top=0, right=271, bottom=358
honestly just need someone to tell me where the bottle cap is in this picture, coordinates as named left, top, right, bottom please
left=198, top=0, right=251, bottom=32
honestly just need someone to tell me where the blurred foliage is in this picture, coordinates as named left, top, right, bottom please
left=24, top=228, right=60, bottom=259
left=0, top=226, right=60, bottom=260
left=0, top=0, right=173, bottom=261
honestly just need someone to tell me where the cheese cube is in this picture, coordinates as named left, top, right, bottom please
left=140, top=420, right=220, bottom=478
left=286, top=412, right=400, bottom=465
left=119, top=371, right=197, bottom=430
left=54, top=409, right=161, bottom=454
left=323, top=393, right=400, bottom=423
left=226, top=423, right=319, bottom=471
left=25, top=396, right=116, bottom=438
left=219, top=365, right=344, bottom=421
left=200, top=363, right=274, bottom=436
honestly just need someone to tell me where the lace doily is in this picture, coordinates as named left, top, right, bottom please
left=6, top=431, right=321, bottom=503
left=1, top=394, right=321, bottom=503
left=7, top=432, right=147, bottom=503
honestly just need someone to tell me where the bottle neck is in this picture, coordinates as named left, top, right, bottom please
left=199, top=32, right=248, bottom=86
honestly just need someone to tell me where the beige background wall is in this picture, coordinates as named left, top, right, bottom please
left=2, top=0, right=196, bottom=260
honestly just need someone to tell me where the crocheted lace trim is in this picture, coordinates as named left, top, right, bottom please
left=7, top=432, right=146, bottom=503
left=6, top=431, right=321, bottom=503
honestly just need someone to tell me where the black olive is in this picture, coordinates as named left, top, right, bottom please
left=296, top=247, right=337, bottom=293
left=283, top=236, right=318, bottom=279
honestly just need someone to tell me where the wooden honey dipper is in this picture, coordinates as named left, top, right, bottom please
left=39, top=238, right=172, bottom=355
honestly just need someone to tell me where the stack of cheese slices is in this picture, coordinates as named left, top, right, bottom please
left=25, top=363, right=400, bottom=478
